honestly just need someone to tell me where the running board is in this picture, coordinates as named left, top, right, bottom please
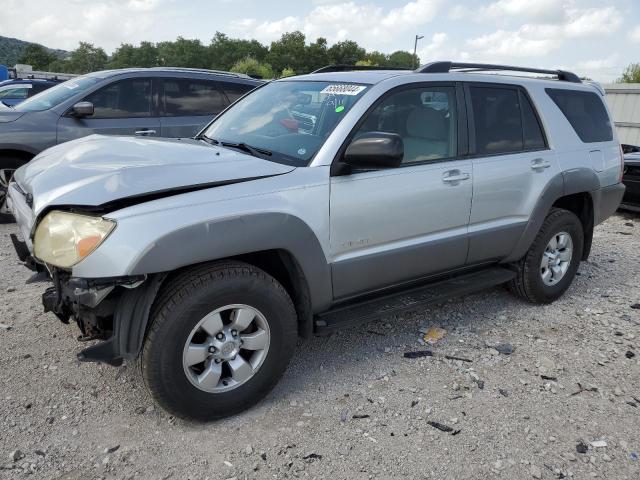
left=314, top=267, right=515, bottom=335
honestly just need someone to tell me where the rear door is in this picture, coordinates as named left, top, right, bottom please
left=158, top=77, right=229, bottom=138
left=465, top=83, right=558, bottom=264
left=329, top=83, right=473, bottom=299
left=57, top=77, right=160, bottom=143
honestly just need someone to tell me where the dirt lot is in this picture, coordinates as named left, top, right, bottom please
left=0, top=213, right=639, bottom=480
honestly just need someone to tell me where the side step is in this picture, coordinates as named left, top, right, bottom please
left=314, top=267, right=515, bottom=335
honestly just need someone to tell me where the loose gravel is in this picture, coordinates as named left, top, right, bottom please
left=0, top=213, right=639, bottom=479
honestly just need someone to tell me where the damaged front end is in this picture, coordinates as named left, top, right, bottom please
left=12, top=234, right=164, bottom=366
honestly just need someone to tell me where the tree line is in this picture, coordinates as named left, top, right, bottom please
left=17, top=31, right=420, bottom=78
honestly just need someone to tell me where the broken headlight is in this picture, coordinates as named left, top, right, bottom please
left=34, top=211, right=116, bottom=268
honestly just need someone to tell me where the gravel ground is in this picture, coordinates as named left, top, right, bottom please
left=0, top=213, right=639, bottom=480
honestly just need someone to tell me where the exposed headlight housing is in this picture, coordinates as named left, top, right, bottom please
left=34, top=211, right=116, bottom=268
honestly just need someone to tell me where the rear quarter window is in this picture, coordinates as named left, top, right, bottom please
left=546, top=88, right=613, bottom=143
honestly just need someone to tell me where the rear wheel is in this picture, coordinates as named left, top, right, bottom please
left=141, top=261, right=297, bottom=421
left=0, top=157, right=26, bottom=224
left=508, top=208, right=584, bottom=304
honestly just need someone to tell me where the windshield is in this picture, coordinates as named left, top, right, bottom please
left=202, top=80, right=370, bottom=166
left=14, top=76, right=101, bottom=112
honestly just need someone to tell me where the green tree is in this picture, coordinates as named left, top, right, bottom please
left=327, top=40, right=366, bottom=65
left=280, top=67, right=296, bottom=78
left=304, top=37, right=329, bottom=72
left=230, top=56, right=274, bottom=79
left=387, top=50, right=419, bottom=69
left=17, top=43, right=57, bottom=70
left=363, top=50, right=388, bottom=66
left=209, top=32, right=268, bottom=70
left=267, top=31, right=306, bottom=73
left=157, top=37, right=208, bottom=68
left=56, top=42, right=108, bottom=74
left=618, top=63, right=640, bottom=83
left=109, top=41, right=158, bottom=68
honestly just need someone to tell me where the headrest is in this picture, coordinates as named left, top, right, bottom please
left=406, top=107, right=447, bottom=140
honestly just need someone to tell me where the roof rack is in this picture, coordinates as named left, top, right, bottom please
left=312, top=64, right=412, bottom=74
left=415, top=61, right=581, bottom=83
left=148, top=67, right=250, bottom=78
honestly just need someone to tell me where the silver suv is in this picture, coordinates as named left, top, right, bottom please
left=7, top=62, right=625, bottom=420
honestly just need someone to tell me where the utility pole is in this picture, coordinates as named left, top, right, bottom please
left=413, top=35, right=424, bottom=69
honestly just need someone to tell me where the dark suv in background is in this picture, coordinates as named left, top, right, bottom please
left=0, top=67, right=263, bottom=221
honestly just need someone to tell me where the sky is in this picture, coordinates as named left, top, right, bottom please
left=1, top=0, right=638, bottom=82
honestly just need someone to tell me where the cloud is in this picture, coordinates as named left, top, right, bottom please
left=417, top=33, right=470, bottom=63
left=631, top=26, right=640, bottom=43
left=230, top=0, right=442, bottom=49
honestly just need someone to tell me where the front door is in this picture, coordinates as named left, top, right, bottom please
left=57, top=77, right=160, bottom=143
left=329, top=83, right=472, bottom=299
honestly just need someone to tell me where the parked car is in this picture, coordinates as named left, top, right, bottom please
left=0, top=78, right=62, bottom=107
left=7, top=62, right=625, bottom=420
left=621, top=144, right=640, bottom=211
left=0, top=67, right=263, bottom=222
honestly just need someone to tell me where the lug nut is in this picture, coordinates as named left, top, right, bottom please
left=216, top=333, right=224, bottom=340
left=208, top=346, right=216, bottom=353
left=214, top=358, right=222, bottom=364
left=231, top=329, right=238, bottom=337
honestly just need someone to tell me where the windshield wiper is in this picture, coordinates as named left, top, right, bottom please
left=222, top=141, right=272, bottom=159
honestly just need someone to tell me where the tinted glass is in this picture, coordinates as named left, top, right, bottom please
left=470, top=86, right=523, bottom=155
left=14, top=76, right=100, bottom=112
left=86, top=78, right=152, bottom=118
left=29, top=84, right=50, bottom=96
left=521, top=93, right=546, bottom=150
left=356, top=86, right=457, bottom=164
left=163, top=79, right=227, bottom=116
left=203, top=81, right=370, bottom=166
left=0, top=87, right=29, bottom=99
left=546, top=88, right=613, bottom=143
left=221, top=83, right=255, bottom=103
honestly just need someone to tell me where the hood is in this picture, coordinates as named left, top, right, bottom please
left=14, top=134, right=295, bottom=215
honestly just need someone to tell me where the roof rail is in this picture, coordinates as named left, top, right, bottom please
left=416, top=61, right=582, bottom=83
left=312, top=64, right=412, bottom=74
left=148, top=67, right=250, bottom=78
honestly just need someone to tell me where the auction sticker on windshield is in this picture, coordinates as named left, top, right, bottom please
left=320, top=84, right=367, bottom=95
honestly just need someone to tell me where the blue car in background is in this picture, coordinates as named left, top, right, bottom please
left=0, top=78, right=62, bottom=107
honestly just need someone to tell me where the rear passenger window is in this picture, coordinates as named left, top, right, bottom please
left=469, top=86, right=523, bottom=155
left=521, top=93, right=546, bottom=150
left=546, top=88, right=612, bottom=143
left=162, top=79, right=228, bottom=116
left=355, top=86, right=458, bottom=164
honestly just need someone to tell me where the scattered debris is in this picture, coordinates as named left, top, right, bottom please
left=491, top=343, right=515, bottom=355
left=626, top=350, right=636, bottom=359
left=498, top=389, right=509, bottom=397
left=624, top=222, right=635, bottom=227
left=366, top=329, right=385, bottom=336
left=590, top=440, right=607, bottom=448
left=104, top=445, right=120, bottom=454
left=541, top=375, right=558, bottom=381
left=423, top=327, right=447, bottom=344
left=444, top=355, right=473, bottom=363
left=411, top=400, right=419, bottom=408
left=530, top=464, right=542, bottom=479
left=472, top=378, right=485, bottom=390
left=576, top=442, right=588, bottom=454
left=427, top=421, right=461, bottom=435
left=0, top=323, right=12, bottom=331
left=631, top=304, right=640, bottom=310
left=340, top=410, right=348, bottom=422
left=352, top=414, right=370, bottom=419
left=302, top=453, right=322, bottom=461
left=631, top=452, right=638, bottom=461
left=570, top=383, right=598, bottom=396
left=403, top=350, right=434, bottom=359
left=9, top=450, right=24, bottom=462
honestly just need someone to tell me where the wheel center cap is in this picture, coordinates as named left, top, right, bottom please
left=221, top=343, right=236, bottom=356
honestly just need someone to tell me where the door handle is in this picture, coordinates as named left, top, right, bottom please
left=135, top=129, right=156, bottom=136
left=442, top=171, right=470, bottom=183
left=531, top=158, right=551, bottom=170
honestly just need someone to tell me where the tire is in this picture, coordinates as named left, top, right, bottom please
left=141, top=261, right=297, bottom=421
left=508, top=208, right=584, bottom=304
left=0, top=156, right=26, bottom=224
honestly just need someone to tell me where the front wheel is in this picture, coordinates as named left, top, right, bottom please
left=0, top=157, right=25, bottom=224
left=141, top=261, right=297, bottom=421
left=508, top=208, right=584, bottom=304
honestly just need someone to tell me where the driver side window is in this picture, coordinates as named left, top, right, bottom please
left=355, top=86, right=458, bottom=164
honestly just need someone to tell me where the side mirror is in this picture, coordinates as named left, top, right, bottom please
left=343, top=132, right=403, bottom=169
left=71, top=101, right=94, bottom=117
